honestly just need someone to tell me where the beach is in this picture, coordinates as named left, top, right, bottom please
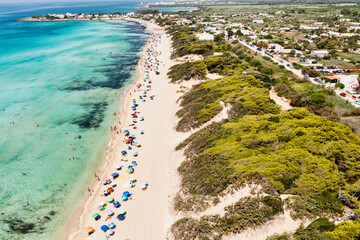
left=61, top=20, right=182, bottom=240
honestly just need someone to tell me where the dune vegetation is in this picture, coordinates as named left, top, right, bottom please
left=160, top=15, right=360, bottom=240
left=175, top=75, right=280, bottom=131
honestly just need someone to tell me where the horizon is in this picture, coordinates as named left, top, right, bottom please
left=0, top=0, right=161, bottom=4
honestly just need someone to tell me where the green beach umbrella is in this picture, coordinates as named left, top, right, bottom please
left=118, top=209, right=126, bottom=215
left=92, top=213, right=99, bottom=218
left=107, top=197, right=114, bottom=203
left=130, top=177, right=136, bottom=182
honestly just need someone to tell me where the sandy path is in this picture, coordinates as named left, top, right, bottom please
left=269, top=87, right=293, bottom=111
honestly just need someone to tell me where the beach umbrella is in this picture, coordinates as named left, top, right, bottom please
left=86, top=227, right=95, bottom=234
left=141, top=181, right=148, bottom=186
left=132, top=161, right=137, bottom=167
left=92, top=213, right=99, bottom=219
left=121, top=195, right=128, bottom=201
left=122, top=157, right=128, bottom=162
left=118, top=209, right=126, bottom=215
left=107, top=197, right=114, bottom=203
left=110, top=182, right=117, bottom=187
left=102, top=180, right=107, bottom=185
left=121, top=150, right=127, bottom=155
left=106, top=210, right=114, bottom=216
left=130, top=177, right=136, bottom=182
left=133, top=151, right=138, bottom=156
left=123, top=191, right=130, bottom=197
left=108, top=222, right=115, bottom=229
left=105, top=179, right=111, bottom=183
left=132, top=119, right=137, bottom=123
left=106, top=229, right=114, bottom=235
left=101, top=225, right=109, bottom=232
left=113, top=201, right=120, bottom=207
left=126, top=167, right=134, bottom=174
left=141, top=130, right=144, bottom=134
left=111, top=172, right=118, bottom=178
left=107, top=187, right=114, bottom=192
left=99, top=201, right=106, bottom=206
left=116, top=165, right=122, bottom=170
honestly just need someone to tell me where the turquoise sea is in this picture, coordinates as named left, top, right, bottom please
left=0, top=2, right=189, bottom=239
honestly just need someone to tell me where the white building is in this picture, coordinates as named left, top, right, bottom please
left=196, top=33, right=214, bottom=41
left=311, top=50, right=329, bottom=58
left=253, top=20, right=264, bottom=24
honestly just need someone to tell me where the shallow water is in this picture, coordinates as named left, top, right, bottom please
left=0, top=3, right=152, bottom=239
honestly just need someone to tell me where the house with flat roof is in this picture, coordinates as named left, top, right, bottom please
left=311, top=50, right=329, bottom=58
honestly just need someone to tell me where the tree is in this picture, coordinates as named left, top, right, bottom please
left=335, top=83, right=345, bottom=89
left=257, top=41, right=268, bottom=49
left=235, top=29, right=243, bottom=36
left=329, top=50, right=337, bottom=57
left=227, top=28, right=234, bottom=40
left=290, top=49, right=296, bottom=57
left=338, top=26, right=348, bottom=33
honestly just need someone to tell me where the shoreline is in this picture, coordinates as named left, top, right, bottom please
left=60, top=19, right=177, bottom=240
left=17, top=17, right=135, bottom=22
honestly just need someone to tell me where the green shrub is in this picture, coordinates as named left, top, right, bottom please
left=178, top=109, right=360, bottom=197
left=175, top=75, right=280, bottom=131
left=168, top=61, right=207, bottom=82
left=286, top=192, right=344, bottom=220
left=172, top=196, right=284, bottom=238
left=323, top=219, right=360, bottom=240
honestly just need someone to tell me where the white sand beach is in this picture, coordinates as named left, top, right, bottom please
left=61, top=21, right=183, bottom=240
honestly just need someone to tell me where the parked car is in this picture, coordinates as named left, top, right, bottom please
left=340, top=93, right=346, bottom=97
left=355, top=100, right=360, bottom=105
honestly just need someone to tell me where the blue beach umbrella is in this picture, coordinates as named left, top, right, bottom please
left=111, top=172, right=118, bottom=178
left=121, top=150, right=127, bottom=155
left=123, top=191, right=130, bottom=196
left=101, top=225, right=109, bottom=232
left=108, top=222, right=115, bottom=229
left=113, top=201, right=120, bottom=207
